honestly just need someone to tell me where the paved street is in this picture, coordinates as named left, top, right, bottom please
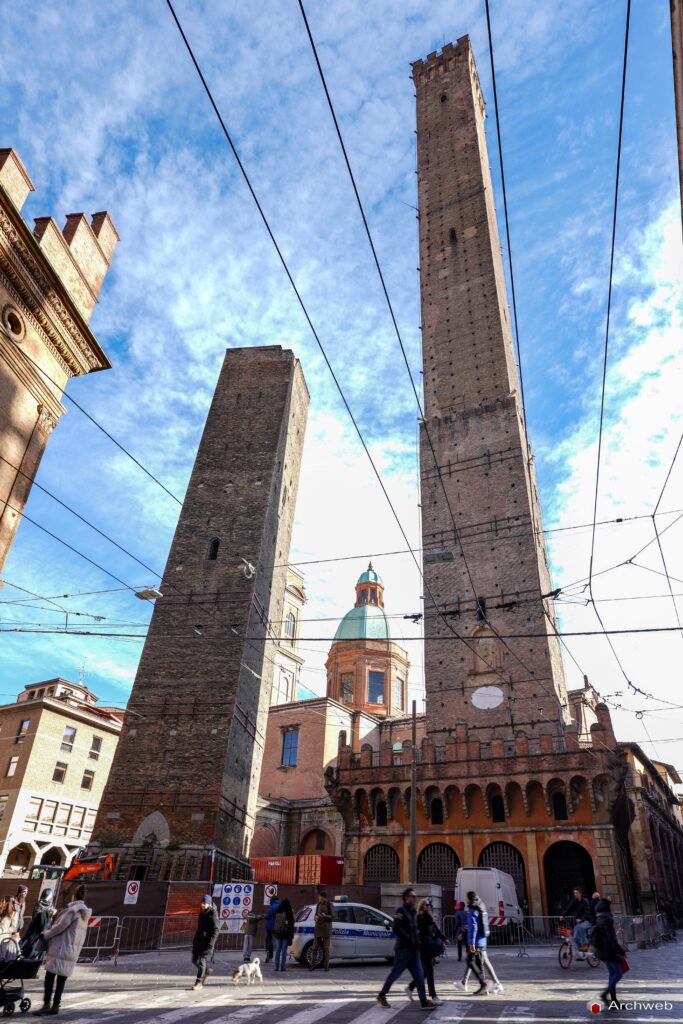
left=14, top=944, right=682, bottom=1022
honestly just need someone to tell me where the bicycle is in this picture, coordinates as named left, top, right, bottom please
left=557, top=926, right=600, bottom=970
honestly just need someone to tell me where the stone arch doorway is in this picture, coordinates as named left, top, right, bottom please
left=544, top=840, right=596, bottom=916
left=417, top=842, right=460, bottom=885
left=478, top=841, right=528, bottom=908
left=41, top=847, right=64, bottom=867
left=363, top=843, right=399, bottom=883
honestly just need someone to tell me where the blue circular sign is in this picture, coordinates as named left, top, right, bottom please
left=234, top=885, right=242, bottom=893
left=222, top=896, right=231, bottom=906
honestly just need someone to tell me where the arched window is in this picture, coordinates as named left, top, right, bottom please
left=376, top=801, right=388, bottom=827
left=364, top=843, right=399, bottom=883
left=491, top=795, right=506, bottom=823
left=417, top=842, right=459, bottom=884
left=392, top=742, right=403, bottom=766
left=208, top=538, right=220, bottom=560
left=552, top=792, right=568, bottom=821
left=431, top=798, right=444, bottom=825
left=284, top=611, right=296, bottom=640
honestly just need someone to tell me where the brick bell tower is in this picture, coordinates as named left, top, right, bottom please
left=94, top=346, right=309, bottom=881
left=413, top=39, right=569, bottom=743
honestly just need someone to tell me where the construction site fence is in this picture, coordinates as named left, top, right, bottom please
left=441, top=913, right=673, bottom=953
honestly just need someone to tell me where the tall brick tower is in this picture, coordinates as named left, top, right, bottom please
left=94, top=346, right=309, bottom=881
left=0, top=148, right=118, bottom=577
left=413, top=39, right=568, bottom=743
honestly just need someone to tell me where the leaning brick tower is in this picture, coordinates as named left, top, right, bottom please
left=94, top=346, right=309, bottom=881
left=413, top=38, right=569, bottom=743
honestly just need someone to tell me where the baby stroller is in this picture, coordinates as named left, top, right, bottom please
left=0, top=937, right=42, bottom=1015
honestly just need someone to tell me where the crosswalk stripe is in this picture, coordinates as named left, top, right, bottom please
left=433, top=998, right=473, bottom=1021
left=346, top=1001, right=407, bottom=1024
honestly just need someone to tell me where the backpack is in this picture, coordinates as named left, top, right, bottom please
left=274, top=911, right=289, bottom=937
left=475, top=908, right=490, bottom=940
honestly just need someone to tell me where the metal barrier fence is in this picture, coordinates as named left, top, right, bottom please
left=79, top=916, right=121, bottom=963
left=115, top=916, right=250, bottom=959
left=443, top=912, right=673, bottom=954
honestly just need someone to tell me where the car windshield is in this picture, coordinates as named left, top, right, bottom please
left=295, top=907, right=312, bottom=922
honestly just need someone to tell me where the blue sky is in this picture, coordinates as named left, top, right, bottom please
left=1, top=1, right=681, bottom=776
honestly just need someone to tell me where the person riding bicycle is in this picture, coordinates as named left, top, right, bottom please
left=560, top=887, right=595, bottom=960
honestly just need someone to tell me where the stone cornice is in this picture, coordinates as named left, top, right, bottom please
left=0, top=194, right=110, bottom=377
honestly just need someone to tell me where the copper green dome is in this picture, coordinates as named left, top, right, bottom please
left=357, top=561, right=383, bottom=586
left=332, top=603, right=390, bottom=642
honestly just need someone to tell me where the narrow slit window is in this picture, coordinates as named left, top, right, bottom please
left=208, top=538, right=220, bottom=560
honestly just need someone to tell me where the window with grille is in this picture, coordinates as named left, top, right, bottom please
left=478, top=841, right=527, bottom=904
left=341, top=673, right=354, bottom=705
left=368, top=671, right=385, bottom=704
left=416, top=842, right=459, bottom=883
left=364, top=843, right=399, bottom=882
left=281, top=729, right=299, bottom=767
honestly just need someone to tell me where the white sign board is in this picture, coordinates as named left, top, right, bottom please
left=212, top=884, right=222, bottom=898
left=264, top=884, right=278, bottom=907
left=124, top=880, right=141, bottom=905
left=219, top=883, right=253, bottom=930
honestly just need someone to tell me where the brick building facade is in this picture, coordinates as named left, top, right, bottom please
left=93, top=346, right=308, bottom=881
left=0, top=148, right=118, bottom=577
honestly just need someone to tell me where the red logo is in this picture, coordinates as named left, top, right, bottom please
left=590, top=1003, right=602, bottom=1014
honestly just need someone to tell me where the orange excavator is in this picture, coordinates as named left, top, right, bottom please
left=63, top=853, right=114, bottom=882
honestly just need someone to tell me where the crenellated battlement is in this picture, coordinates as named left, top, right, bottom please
left=0, top=147, right=119, bottom=323
left=411, top=36, right=470, bottom=82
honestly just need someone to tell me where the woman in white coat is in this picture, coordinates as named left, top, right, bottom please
left=34, top=884, right=91, bottom=1017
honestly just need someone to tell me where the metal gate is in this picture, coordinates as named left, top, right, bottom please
left=478, top=841, right=527, bottom=905
left=364, top=843, right=399, bottom=882
left=417, top=842, right=459, bottom=884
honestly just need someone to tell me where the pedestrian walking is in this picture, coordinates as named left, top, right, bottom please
left=264, top=896, right=280, bottom=962
left=453, top=891, right=503, bottom=996
left=309, top=891, right=333, bottom=971
left=453, top=901, right=468, bottom=962
left=272, top=898, right=294, bottom=972
left=241, top=910, right=264, bottom=963
left=590, top=897, right=627, bottom=1007
left=191, top=895, right=219, bottom=991
left=406, top=897, right=448, bottom=1004
left=376, top=887, right=437, bottom=1010
left=20, top=889, right=54, bottom=958
left=33, top=883, right=91, bottom=1016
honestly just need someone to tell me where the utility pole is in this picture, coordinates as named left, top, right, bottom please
left=410, top=699, right=417, bottom=883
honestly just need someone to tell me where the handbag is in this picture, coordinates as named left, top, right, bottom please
left=619, top=956, right=629, bottom=974
left=426, top=937, right=446, bottom=959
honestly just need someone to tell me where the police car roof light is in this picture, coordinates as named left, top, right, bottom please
left=334, top=894, right=349, bottom=902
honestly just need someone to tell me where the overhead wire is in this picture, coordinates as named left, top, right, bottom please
left=161, top=0, right=522, bottom=704
left=650, top=430, right=683, bottom=638
left=296, top=0, right=542, bottom=708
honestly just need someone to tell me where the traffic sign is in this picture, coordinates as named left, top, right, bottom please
left=264, top=883, right=277, bottom=906
left=124, top=880, right=140, bottom=905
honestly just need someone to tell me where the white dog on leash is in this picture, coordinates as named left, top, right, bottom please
left=231, top=958, right=263, bottom=985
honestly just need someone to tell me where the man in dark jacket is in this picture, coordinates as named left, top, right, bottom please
left=20, top=889, right=54, bottom=957
left=264, top=897, right=280, bottom=963
left=453, top=901, right=468, bottom=962
left=191, top=895, right=219, bottom=990
left=310, top=891, right=333, bottom=971
left=376, top=887, right=436, bottom=1010
left=560, top=887, right=594, bottom=960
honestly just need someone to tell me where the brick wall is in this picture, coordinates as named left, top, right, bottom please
left=413, top=39, right=568, bottom=742
left=94, top=346, right=308, bottom=871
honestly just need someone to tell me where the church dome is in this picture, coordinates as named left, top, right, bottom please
left=356, top=563, right=382, bottom=586
left=333, top=603, right=390, bottom=642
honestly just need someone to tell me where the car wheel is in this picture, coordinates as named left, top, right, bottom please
left=303, top=942, right=324, bottom=968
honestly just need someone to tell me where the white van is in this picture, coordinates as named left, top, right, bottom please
left=454, top=867, right=522, bottom=924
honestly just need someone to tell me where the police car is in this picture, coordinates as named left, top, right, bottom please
left=290, top=897, right=395, bottom=966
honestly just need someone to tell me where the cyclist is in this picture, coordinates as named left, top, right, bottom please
left=560, top=887, right=594, bottom=961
